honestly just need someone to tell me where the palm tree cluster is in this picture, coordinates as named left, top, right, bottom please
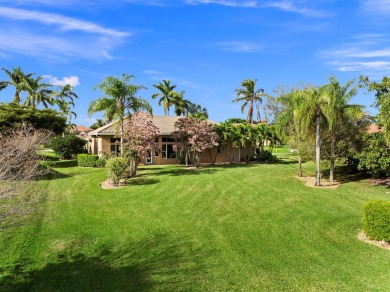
left=0, top=67, right=78, bottom=126
left=275, top=76, right=365, bottom=186
left=151, top=79, right=207, bottom=118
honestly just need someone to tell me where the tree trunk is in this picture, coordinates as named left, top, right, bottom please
left=329, top=133, right=335, bottom=184
left=120, top=120, right=124, bottom=158
left=298, top=154, right=303, bottom=177
left=315, top=111, right=321, bottom=186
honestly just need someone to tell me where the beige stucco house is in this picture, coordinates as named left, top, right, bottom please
left=88, top=116, right=251, bottom=165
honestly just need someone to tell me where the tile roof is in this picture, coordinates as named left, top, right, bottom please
left=89, top=115, right=216, bottom=136
left=366, top=123, right=383, bottom=134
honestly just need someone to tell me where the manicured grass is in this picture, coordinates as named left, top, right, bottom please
left=1, top=158, right=390, bottom=291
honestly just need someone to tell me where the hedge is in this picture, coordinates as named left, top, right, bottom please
left=362, top=200, right=390, bottom=243
left=77, top=154, right=99, bottom=167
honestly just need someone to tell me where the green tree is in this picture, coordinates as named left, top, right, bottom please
left=362, top=76, right=390, bottom=143
left=0, top=102, right=66, bottom=134
left=232, top=79, right=269, bottom=124
left=49, top=134, right=87, bottom=159
left=171, top=91, right=190, bottom=116
left=322, top=76, right=364, bottom=183
left=53, top=84, right=78, bottom=128
left=152, top=79, right=177, bottom=116
left=298, top=86, right=329, bottom=186
left=356, top=133, right=390, bottom=178
left=276, top=88, right=308, bottom=177
left=88, top=74, right=151, bottom=155
left=186, top=101, right=209, bottom=119
left=23, top=76, right=54, bottom=108
left=1, top=67, right=34, bottom=104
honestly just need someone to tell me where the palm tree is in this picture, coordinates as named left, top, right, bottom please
left=322, top=76, right=364, bottom=184
left=23, top=76, right=54, bottom=108
left=299, top=86, right=329, bottom=186
left=171, top=91, right=190, bottom=116
left=152, top=80, right=176, bottom=115
left=88, top=74, right=151, bottom=155
left=233, top=79, right=269, bottom=124
left=1, top=67, right=34, bottom=104
left=276, top=88, right=307, bottom=177
left=54, top=84, right=78, bottom=126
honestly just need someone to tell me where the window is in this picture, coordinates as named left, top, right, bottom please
left=110, top=137, right=120, bottom=156
left=111, top=144, right=120, bottom=155
left=162, top=144, right=176, bottom=159
left=162, top=137, right=175, bottom=143
left=217, top=146, right=221, bottom=154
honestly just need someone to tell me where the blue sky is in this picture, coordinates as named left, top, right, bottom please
left=0, top=0, right=389, bottom=125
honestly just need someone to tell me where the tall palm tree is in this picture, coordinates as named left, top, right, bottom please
left=322, top=76, right=364, bottom=184
left=276, top=88, right=309, bottom=177
left=299, top=86, right=329, bottom=186
left=23, top=76, right=54, bottom=108
left=1, top=67, right=34, bottom=104
left=232, top=79, right=269, bottom=124
left=88, top=74, right=151, bottom=155
left=171, top=91, right=191, bottom=116
left=152, top=80, right=176, bottom=115
left=54, top=84, right=78, bottom=126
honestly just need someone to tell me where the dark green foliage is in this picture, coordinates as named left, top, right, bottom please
left=256, top=149, right=277, bottom=162
left=77, top=154, right=99, bottom=167
left=0, top=102, right=66, bottom=134
left=362, top=200, right=390, bottom=243
left=226, top=118, right=247, bottom=124
left=355, top=133, right=390, bottom=178
left=49, top=135, right=87, bottom=159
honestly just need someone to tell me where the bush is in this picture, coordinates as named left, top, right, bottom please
left=256, top=149, right=277, bottom=163
left=355, top=133, right=390, bottom=178
left=49, top=135, right=87, bottom=159
left=77, top=154, right=99, bottom=167
left=362, top=200, right=390, bottom=243
left=107, top=158, right=128, bottom=186
left=95, top=158, right=107, bottom=168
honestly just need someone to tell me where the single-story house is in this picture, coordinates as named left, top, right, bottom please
left=88, top=116, right=252, bottom=165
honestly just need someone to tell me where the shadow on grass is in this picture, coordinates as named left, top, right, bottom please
left=0, top=233, right=211, bottom=291
left=126, top=177, right=161, bottom=186
left=49, top=160, right=78, bottom=168
left=320, top=165, right=370, bottom=185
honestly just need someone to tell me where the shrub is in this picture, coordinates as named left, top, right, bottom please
left=107, top=158, right=128, bottom=186
left=49, top=135, right=87, bottom=159
left=77, top=154, right=99, bottom=167
left=362, top=200, right=390, bottom=243
left=356, top=133, right=390, bottom=178
left=256, top=149, right=277, bottom=163
left=95, top=158, right=106, bottom=168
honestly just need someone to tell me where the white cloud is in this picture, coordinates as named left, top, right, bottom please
left=320, top=34, right=390, bottom=74
left=361, top=0, right=390, bottom=15
left=217, top=41, right=261, bottom=53
left=0, top=7, right=129, bottom=38
left=185, top=0, right=330, bottom=17
left=0, top=7, right=130, bottom=60
left=185, top=0, right=257, bottom=7
left=0, top=31, right=118, bottom=61
left=43, top=75, right=80, bottom=87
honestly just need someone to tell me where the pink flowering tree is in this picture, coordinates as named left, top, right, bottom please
left=122, top=111, right=160, bottom=176
left=171, top=117, right=219, bottom=168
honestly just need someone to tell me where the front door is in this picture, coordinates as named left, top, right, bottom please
left=145, top=150, right=152, bottom=164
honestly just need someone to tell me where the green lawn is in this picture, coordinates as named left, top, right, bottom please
left=1, top=158, right=390, bottom=291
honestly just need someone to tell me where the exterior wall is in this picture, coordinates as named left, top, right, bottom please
left=89, top=135, right=253, bottom=164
